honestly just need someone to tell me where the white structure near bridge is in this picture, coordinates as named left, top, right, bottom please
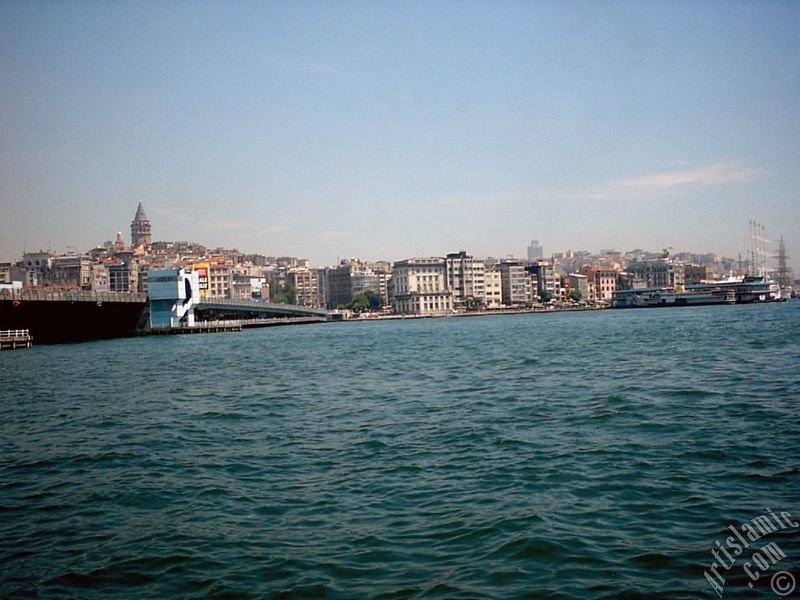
left=147, top=268, right=200, bottom=328
left=147, top=267, right=329, bottom=329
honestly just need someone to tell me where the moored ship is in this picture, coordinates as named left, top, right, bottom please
left=611, top=287, right=736, bottom=308
left=611, top=276, right=780, bottom=309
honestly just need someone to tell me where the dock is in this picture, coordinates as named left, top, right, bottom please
left=0, top=329, right=33, bottom=350
left=141, top=322, right=243, bottom=336
left=139, top=316, right=327, bottom=337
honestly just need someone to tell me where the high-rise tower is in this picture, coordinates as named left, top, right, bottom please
left=527, top=240, right=543, bottom=261
left=131, top=201, right=152, bottom=248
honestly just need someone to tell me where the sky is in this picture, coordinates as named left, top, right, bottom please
left=1, top=0, right=798, bottom=270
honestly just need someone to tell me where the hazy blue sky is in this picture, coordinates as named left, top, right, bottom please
left=1, top=1, right=798, bottom=269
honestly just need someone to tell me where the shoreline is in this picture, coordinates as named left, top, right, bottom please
left=336, top=305, right=605, bottom=323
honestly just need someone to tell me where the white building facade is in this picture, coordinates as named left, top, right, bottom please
left=392, top=258, right=454, bottom=316
left=483, top=269, right=503, bottom=308
left=148, top=268, right=200, bottom=328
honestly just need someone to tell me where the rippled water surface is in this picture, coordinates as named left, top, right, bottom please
left=2, top=303, right=799, bottom=598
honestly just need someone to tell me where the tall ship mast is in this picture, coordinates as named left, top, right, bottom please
left=776, top=235, right=793, bottom=294
left=747, top=220, right=769, bottom=278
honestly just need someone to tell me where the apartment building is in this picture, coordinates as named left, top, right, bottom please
left=288, top=267, right=321, bottom=307
left=484, top=269, right=502, bottom=308
left=579, top=266, right=618, bottom=302
left=445, top=251, right=486, bottom=308
left=497, top=260, right=530, bottom=306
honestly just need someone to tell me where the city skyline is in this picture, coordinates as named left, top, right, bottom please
left=2, top=1, right=798, bottom=269
left=2, top=200, right=790, bottom=274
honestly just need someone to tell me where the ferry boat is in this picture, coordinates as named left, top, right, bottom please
left=611, top=276, right=780, bottom=309
left=697, top=276, right=781, bottom=304
left=611, top=287, right=736, bottom=308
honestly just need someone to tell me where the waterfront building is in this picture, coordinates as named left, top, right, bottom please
left=326, top=261, right=357, bottom=309
left=192, top=262, right=211, bottom=298
left=526, top=261, right=556, bottom=301
left=445, top=251, right=486, bottom=309
left=684, top=264, right=714, bottom=285
left=619, top=271, right=643, bottom=289
left=130, top=201, right=152, bottom=249
left=526, top=271, right=539, bottom=302
left=483, top=269, right=502, bottom=308
left=208, top=263, right=232, bottom=298
left=527, top=240, right=544, bottom=261
left=497, top=260, right=530, bottom=306
left=316, top=268, right=329, bottom=309
left=230, top=273, right=254, bottom=300
left=351, top=270, right=380, bottom=298
left=627, top=254, right=685, bottom=289
left=364, top=261, right=392, bottom=305
left=392, top=257, right=453, bottom=316
left=90, top=259, right=137, bottom=293
left=0, top=263, right=11, bottom=284
left=49, top=254, right=93, bottom=289
left=567, top=273, right=589, bottom=300
left=579, top=266, right=618, bottom=302
left=288, top=267, right=320, bottom=307
left=135, top=257, right=156, bottom=294
left=22, top=251, right=54, bottom=287
left=107, top=260, right=138, bottom=292
left=324, top=259, right=384, bottom=309
left=1, top=262, right=25, bottom=287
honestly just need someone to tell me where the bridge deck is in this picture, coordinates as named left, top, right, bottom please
left=196, top=297, right=328, bottom=318
left=1, top=289, right=327, bottom=317
left=1, top=289, right=146, bottom=303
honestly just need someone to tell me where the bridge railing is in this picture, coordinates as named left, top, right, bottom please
left=149, top=316, right=326, bottom=331
left=0, top=289, right=147, bottom=303
left=197, top=317, right=326, bottom=327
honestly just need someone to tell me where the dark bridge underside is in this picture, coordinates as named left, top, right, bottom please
left=0, top=299, right=146, bottom=344
left=0, top=291, right=328, bottom=344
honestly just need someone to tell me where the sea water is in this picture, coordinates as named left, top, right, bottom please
left=1, top=303, right=799, bottom=598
